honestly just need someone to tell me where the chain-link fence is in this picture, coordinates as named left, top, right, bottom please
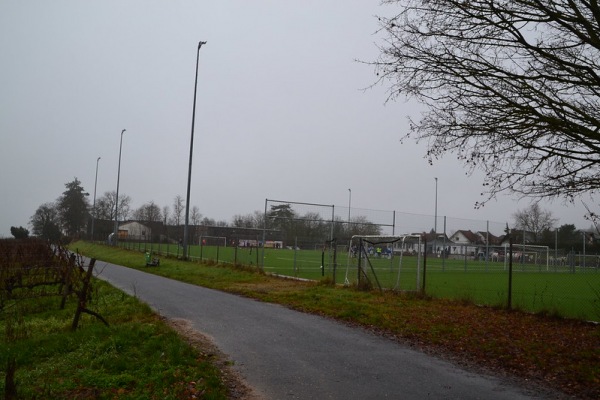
left=115, top=207, right=600, bottom=322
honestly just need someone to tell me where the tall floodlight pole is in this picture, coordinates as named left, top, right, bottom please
left=91, top=156, right=101, bottom=241
left=113, top=129, right=126, bottom=246
left=348, top=188, right=352, bottom=224
left=434, top=177, right=438, bottom=255
left=183, top=41, right=207, bottom=259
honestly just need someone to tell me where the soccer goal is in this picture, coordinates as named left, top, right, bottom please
left=503, top=244, right=550, bottom=271
left=199, top=236, right=227, bottom=247
left=262, top=198, right=335, bottom=271
left=345, top=235, right=423, bottom=292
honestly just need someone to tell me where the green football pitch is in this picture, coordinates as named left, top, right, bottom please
left=135, top=242, right=600, bottom=322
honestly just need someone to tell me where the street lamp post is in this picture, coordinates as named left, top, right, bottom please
left=183, top=41, right=207, bottom=259
left=348, top=188, right=351, bottom=224
left=91, top=156, right=100, bottom=241
left=113, top=129, right=126, bottom=246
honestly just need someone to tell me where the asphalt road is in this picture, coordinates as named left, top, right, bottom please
left=93, top=260, right=557, bottom=400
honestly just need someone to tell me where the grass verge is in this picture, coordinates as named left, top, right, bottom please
left=71, top=241, right=600, bottom=399
left=0, top=277, right=233, bottom=399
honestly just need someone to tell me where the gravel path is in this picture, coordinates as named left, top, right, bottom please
left=93, top=260, right=559, bottom=400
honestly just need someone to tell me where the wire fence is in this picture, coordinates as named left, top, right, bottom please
left=114, top=207, right=600, bottom=322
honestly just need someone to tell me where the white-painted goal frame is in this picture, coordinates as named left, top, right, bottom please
left=346, top=234, right=423, bottom=291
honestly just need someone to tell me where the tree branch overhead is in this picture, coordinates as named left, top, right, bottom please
left=374, top=0, right=600, bottom=204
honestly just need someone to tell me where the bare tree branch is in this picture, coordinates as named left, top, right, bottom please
left=373, top=0, right=600, bottom=205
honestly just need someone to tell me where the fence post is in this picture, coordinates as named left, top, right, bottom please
left=357, top=238, right=363, bottom=284
left=508, top=229, right=513, bottom=311
left=293, top=237, right=298, bottom=274
left=71, top=258, right=96, bottom=331
left=321, top=245, right=325, bottom=277
left=422, top=236, right=427, bottom=294
left=234, top=237, right=238, bottom=265
left=332, top=242, right=337, bottom=284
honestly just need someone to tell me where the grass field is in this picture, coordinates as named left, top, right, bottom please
left=0, top=279, right=229, bottom=399
left=122, top=241, right=600, bottom=321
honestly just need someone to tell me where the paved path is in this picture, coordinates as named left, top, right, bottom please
left=93, top=260, right=556, bottom=400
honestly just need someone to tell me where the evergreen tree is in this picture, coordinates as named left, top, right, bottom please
left=57, top=178, right=90, bottom=236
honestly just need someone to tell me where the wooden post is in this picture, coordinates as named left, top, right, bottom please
left=71, top=258, right=96, bottom=331
left=60, top=254, right=75, bottom=310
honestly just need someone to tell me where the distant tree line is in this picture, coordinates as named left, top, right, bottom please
left=26, top=178, right=222, bottom=242
left=512, top=204, right=599, bottom=253
left=19, top=179, right=599, bottom=253
left=23, top=179, right=385, bottom=246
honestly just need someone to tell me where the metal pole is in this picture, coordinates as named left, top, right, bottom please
left=508, top=228, right=513, bottom=310
left=583, top=231, right=586, bottom=269
left=91, top=156, right=100, bottom=241
left=486, top=220, right=489, bottom=272
left=434, top=177, right=438, bottom=257
left=183, top=41, right=207, bottom=259
left=113, top=129, right=126, bottom=246
left=442, top=216, right=447, bottom=271
left=348, top=188, right=351, bottom=232
left=293, top=236, right=298, bottom=274
left=262, top=199, right=268, bottom=269
left=348, top=188, right=351, bottom=221
left=555, top=228, right=558, bottom=271
left=330, top=204, right=335, bottom=274
left=421, top=236, right=427, bottom=293
left=522, top=229, right=525, bottom=270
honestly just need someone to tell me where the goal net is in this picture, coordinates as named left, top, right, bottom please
left=262, top=199, right=335, bottom=271
left=503, top=244, right=550, bottom=271
left=199, top=236, right=227, bottom=247
left=345, top=235, right=423, bottom=292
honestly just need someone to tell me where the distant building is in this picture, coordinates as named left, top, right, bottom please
left=118, top=221, right=151, bottom=241
left=449, top=230, right=483, bottom=256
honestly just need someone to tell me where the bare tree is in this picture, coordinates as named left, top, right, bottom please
left=162, top=205, right=170, bottom=226
left=190, top=206, right=202, bottom=244
left=201, top=217, right=215, bottom=226
left=232, top=211, right=265, bottom=228
left=30, top=202, right=61, bottom=240
left=513, top=204, right=557, bottom=243
left=190, top=206, right=202, bottom=226
left=253, top=210, right=265, bottom=229
left=95, top=191, right=131, bottom=221
left=373, top=1, right=600, bottom=205
left=133, top=201, right=162, bottom=222
left=349, top=215, right=382, bottom=237
left=232, top=213, right=257, bottom=228
left=172, top=195, right=185, bottom=226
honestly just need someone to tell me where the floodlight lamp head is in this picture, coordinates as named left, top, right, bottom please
left=121, top=129, right=126, bottom=134
left=198, top=41, right=207, bottom=48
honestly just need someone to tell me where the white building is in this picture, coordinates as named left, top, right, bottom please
left=117, top=221, right=151, bottom=240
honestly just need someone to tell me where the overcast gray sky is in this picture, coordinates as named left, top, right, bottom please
left=0, top=1, right=595, bottom=238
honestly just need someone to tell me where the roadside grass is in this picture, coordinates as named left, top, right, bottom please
left=0, top=279, right=228, bottom=399
left=72, top=241, right=600, bottom=399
